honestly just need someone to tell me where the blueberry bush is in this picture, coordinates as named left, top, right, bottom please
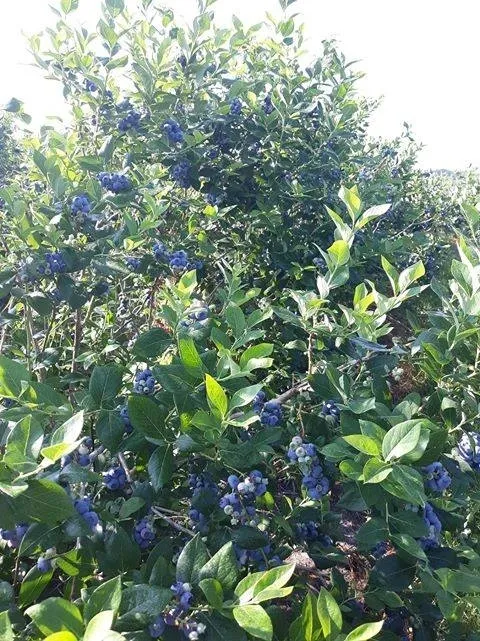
left=1, top=1, right=480, bottom=640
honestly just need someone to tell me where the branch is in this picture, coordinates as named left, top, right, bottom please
left=151, top=506, right=196, bottom=537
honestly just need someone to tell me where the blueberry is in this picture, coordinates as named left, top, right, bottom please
left=37, top=557, right=52, bottom=573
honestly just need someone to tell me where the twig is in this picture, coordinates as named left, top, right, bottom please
left=151, top=506, right=195, bottom=537
left=118, top=452, right=133, bottom=483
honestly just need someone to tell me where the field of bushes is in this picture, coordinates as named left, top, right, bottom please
left=1, top=1, right=480, bottom=640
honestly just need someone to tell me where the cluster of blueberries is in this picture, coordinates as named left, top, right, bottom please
left=163, top=119, right=184, bottom=144
left=384, top=608, right=410, bottom=641
left=421, top=502, right=442, bottom=550
left=61, top=436, right=94, bottom=468
left=371, top=540, right=389, bottom=559
left=36, top=552, right=54, bottom=574
left=120, top=405, right=133, bottom=434
left=153, top=241, right=203, bottom=273
left=171, top=160, right=191, bottom=188
left=74, top=497, right=100, bottom=530
left=262, top=94, right=274, bottom=114
left=85, top=79, right=98, bottom=92
left=188, top=473, right=219, bottom=534
left=287, top=436, right=330, bottom=500
left=230, top=97, right=243, bottom=115
left=98, top=171, right=131, bottom=193
left=253, top=392, right=283, bottom=426
left=422, top=461, right=451, bottom=492
left=219, top=471, right=267, bottom=527
left=118, top=109, right=141, bottom=132
left=37, top=251, right=67, bottom=277
left=149, top=608, right=206, bottom=640
left=295, top=521, right=333, bottom=546
left=133, top=368, right=156, bottom=395
left=92, top=281, right=110, bottom=297
left=457, top=431, right=480, bottom=470
left=70, top=195, right=92, bottom=216
left=126, top=256, right=141, bottom=272
left=0, top=523, right=29, bottom=548
left=235, top=544, right=281, bottom=570
left=103, top=466, right=127, bottom=491
left=205, top=192, right=222, bottom=206
left=133, top=516, right=156, bottom=549
left=321, top=399, right=341, bottom=422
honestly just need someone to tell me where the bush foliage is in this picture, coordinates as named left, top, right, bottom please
left=1, top=1, right=480, bottom=640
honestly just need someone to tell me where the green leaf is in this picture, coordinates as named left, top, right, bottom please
left=89, top=365, right=123, bottom=409
left=199, top=578, right=223, bottom=609
left=233, top=604, right=273, bottom=641
left=344, top=620, right=383, bottom=640
left=198, top=542, right=239, bottom=591
left=4, top=415, right=43, bottom=473
left=19, top=565, right=54, bottom=607
left=328, top=240, right=350, bottom=267
left=84, top=611, right=114, bottom=641
left=317, top=588, right=342, bottom=641
left=239, top=344, right=273, bottom=369
left=178, top=337, right=203, bottom=374
left=381, top=256, right=399, bottom=295
left=381, top=420, right=423, bottom=461
left=388, top=511, right=428, bottom=538
left=104, top=526, right=141, bottom=573
left=25, top=597, right=83, bottom=638
left=356, top=518, right=388, bottom=552
left=119, top=496, right=145, bottom=519
left=356, top=204, right=390, bottom=229
left=148, top=445, right=174, bottom=491
left=127, top=396, right=170, bottom=443
left=43, top=633, right=77, bottom=641
left=205, top=374, right=228, bottom=417
left=343, top=435, right=380, bottom=456
left=226, top=304, right=246, bottom=337
left=14, top=480, right=75, bottom=523
left=398, top=261, right=425, bottom=292
left=391, top=533, right=427, bottom=561
left=117, top=584, right=171, bottom=630
left=232, top=526, right=269, bottom=550
left=0, top=355, right=30, bottom=398
left=229, top=384, right=263, bottom=412
left=84, top=576, right=122, bottom=623
left=76, top=156, right=104, bottom=172
left=133, top=328, right=172, bottom=360
left=0, top=612, right=14, bottom=641
left=381, top=465, right=425, bottom=506
left=96, top=410, right=125, bottom=453
left=363, top=458, right=392, bottom=484
left=234, top=564, right=295, bottom=604
left=202, top=613, right=247, bottom=641
left=176, top=534, right=209, bottom=584
left=41, top=411, right=83, bottom=463
left=106, top=0, right=125, bottom=17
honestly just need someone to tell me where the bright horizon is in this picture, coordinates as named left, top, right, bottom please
left=1, top=0, right=478, bottom=171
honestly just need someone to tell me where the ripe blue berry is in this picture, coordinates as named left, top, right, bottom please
left=321, top=400, right=340, bottom=421
left=148, top=615, right=166, bottom=638
left=133, top=517, right=156, bottom=549
left=262, top=94, right=274, bottom=114
left=171, top=160, right=191, bottom=188
left=98, top=172, right=131, bottom=193
left=230, top=97, right=243, bottom=115
left=163, top=119, right=184, bottom=144
left=103, top=466, right=127, bottom=491
left=126, top=256, right=141, bottom=272
left=118, top=110, right=141, bottom=132
left=457, top=432, right=480, bottom=470
left=36, top=557, right=52, bottom=573
left=133, top=369, right=156, bottom=395
left=169, top=250, right=189, bottom=272
left=71, top=195, right=91, bottom=215
left=85, top=79, right=98, bottom=92
left=423, top=462, right=451, bottom=492
left=120, top=406, right=133, bottom=434
left=420, top=502, right=442, bottom=550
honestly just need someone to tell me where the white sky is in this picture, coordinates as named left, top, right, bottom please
left=1, top=0, right=478, bottom=170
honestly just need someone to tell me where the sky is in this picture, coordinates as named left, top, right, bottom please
left=0, top=0, right=478, bottom=170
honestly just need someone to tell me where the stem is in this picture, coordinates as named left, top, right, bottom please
left=71, top=309, right=83, bottom=374
left=151, top=506, right=195, bottom=537
left=118, top=452, right=133, bottom=483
